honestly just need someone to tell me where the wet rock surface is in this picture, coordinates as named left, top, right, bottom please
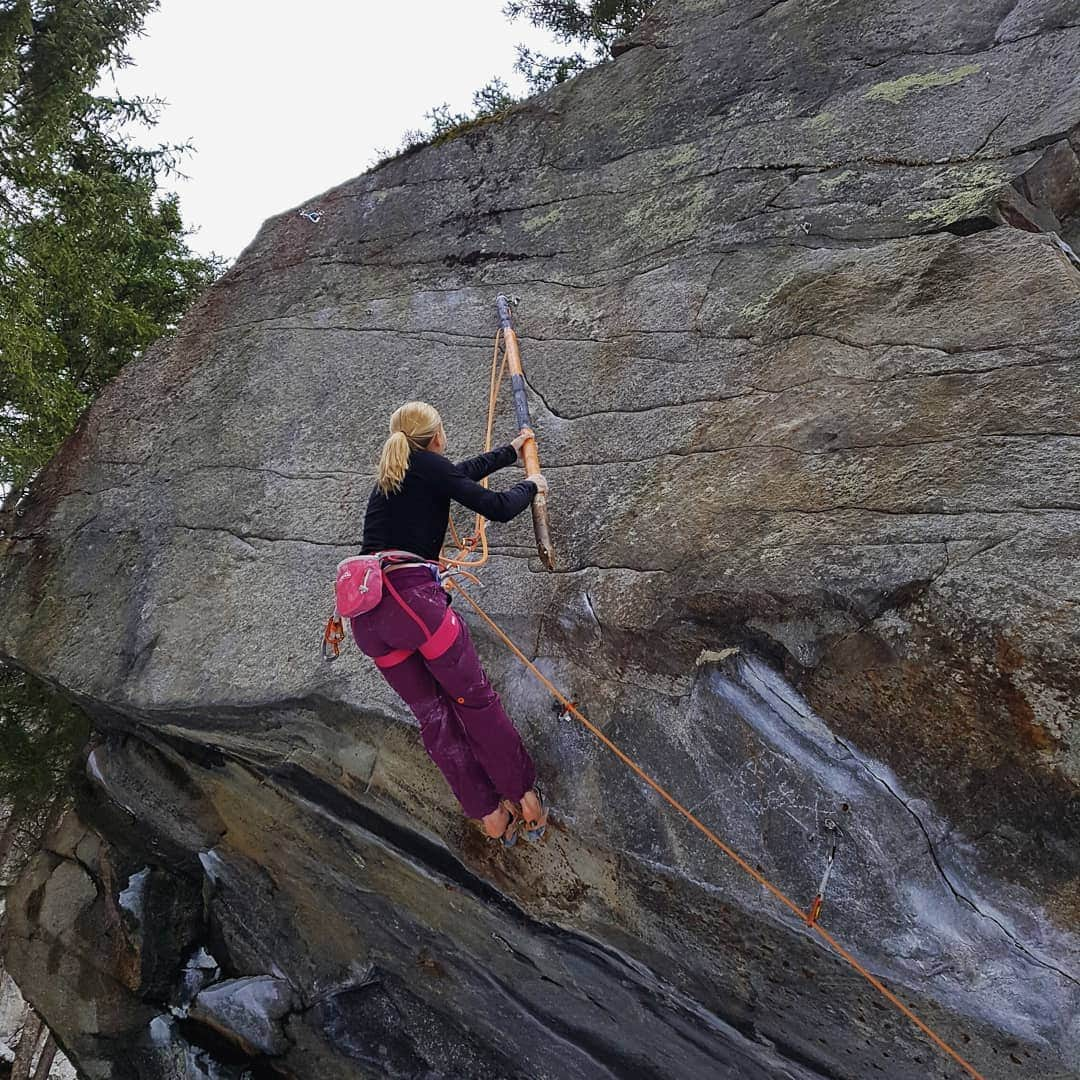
left=2, top=0, right=1079, bottom=1076
left=187, top=976, right=295, bottom=1057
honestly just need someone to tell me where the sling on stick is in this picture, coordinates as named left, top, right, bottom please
left=495, top=294, right=555, bottom=570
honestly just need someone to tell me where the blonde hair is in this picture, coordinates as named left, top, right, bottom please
left=377, top=401, right=443, bottom=494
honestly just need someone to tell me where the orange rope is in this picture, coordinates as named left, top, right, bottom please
left=440, top=330, right=508, bottom=569
left=446, top=579, right=987, bottom=1080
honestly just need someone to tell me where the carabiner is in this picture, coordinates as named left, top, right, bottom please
left=322, top=614, right=346, bottom=662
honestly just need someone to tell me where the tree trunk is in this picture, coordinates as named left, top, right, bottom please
left=30, top=1033, right=56, bottom=1080
left=0, top=812, right=19, bottom=881
left=0, top=483, right=26, bottom=531
left=10, top=1007, right=43, bottom=1080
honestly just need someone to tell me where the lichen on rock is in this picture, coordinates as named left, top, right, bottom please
left=864, top=63, right=983, bottom=104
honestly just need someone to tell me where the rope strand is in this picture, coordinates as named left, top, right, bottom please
left=441, top=331, right=508, bottom=568
left=446, top=579, right=987, bottom=1080
left=434, top=314, right=986, bottom=1079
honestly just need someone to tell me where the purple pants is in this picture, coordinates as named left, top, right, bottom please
left=351, top=566, right=535, bottom=818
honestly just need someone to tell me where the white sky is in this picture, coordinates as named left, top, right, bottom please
left=108, top=1, right=565, bottom=263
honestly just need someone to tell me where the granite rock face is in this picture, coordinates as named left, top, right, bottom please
left=2, top=0, right=1080, bottom=1077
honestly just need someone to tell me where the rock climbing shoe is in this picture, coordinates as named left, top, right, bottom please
left=499, top=800, right=523, bottom=848
left=522, top=787, right=548, bottom=843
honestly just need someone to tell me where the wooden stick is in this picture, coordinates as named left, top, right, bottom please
left=495, top=295, right=555, bottom=569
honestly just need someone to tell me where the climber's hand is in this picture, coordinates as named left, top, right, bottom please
left=511, top=431, right=533, bottom=464
left=526, top=472, right=548, bottom=495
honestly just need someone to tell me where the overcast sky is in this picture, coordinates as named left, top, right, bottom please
left=108, top=1, right=564, bottom=263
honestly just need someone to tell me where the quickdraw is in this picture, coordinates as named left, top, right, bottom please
left=322, top=615, right=345, bottom=661
left=806, top=817, right=839, bottom=928
left=440, top=296, right=555, bottom=571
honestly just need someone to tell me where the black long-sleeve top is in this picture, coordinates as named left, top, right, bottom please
left=361, top=445, right=537, bottom=560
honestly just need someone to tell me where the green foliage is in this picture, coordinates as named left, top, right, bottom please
left=378, top=77, right=519, bottom=162
left=376, top=2, right=653, bottom=167
left=511, top=45, right=589, bottom=93
left=0, top=663, right=89, bottom=877
left=505, top=0, right=654, bottom=91
left=0, top=664, right=87, bottom=819
left=426, top=77, right=518, bottom=144
left=0, top=0, right=224, bottom=500
left=471, top=76, right=518, bottom=117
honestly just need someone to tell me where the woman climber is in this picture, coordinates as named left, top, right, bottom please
left=350, top=400, right=549, bottom=846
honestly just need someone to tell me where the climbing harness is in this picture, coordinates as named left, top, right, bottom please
left=369, top=564, right=462, bottom=671
left=322, top=294, right=986, bottom=1079
left=333, top=549, right=441, bottom=620
left=324, top=552, right=450, bottom=666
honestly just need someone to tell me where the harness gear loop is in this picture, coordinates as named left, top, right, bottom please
left=439, top=566, right=482, bottom=590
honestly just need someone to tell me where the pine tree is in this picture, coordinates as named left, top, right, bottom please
left=505, top=0, right=654, bottom=92
left=0, top=1, right=222, bottom=500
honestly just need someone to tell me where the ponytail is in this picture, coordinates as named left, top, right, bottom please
left=376, top=401, right=443, bottom=494
left=377, top=430, right=412, bottom=494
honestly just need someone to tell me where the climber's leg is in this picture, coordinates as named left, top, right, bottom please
left=422, top=616, right=536, bottom=804
left=375, top=652, right=501, bottom=820
left=350, top=574, right=500, bottom=820
left=352, top=567, right=535, bottom=809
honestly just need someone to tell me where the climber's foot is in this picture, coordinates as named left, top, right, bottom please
left=518, top=787, right=548, bottom=842
left=481, top=802, right=519, bottom=847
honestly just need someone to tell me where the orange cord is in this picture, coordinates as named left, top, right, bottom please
left=446, top=578, right=988, bottom=1080
left=425, top=312, right=986, bottom=1077
left=440, top=330, right=509, bottom=569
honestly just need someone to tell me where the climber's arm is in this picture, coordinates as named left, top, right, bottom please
left=430, top=454, right=537, bottom=523
left=455, top=444, right=517, bottom=481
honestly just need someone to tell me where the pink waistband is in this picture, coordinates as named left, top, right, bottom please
left=373, top=605, right=460, bottom=669
left=374, top=646, right=413, bottom=669
left=419, top=607, right=460, bottom=661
